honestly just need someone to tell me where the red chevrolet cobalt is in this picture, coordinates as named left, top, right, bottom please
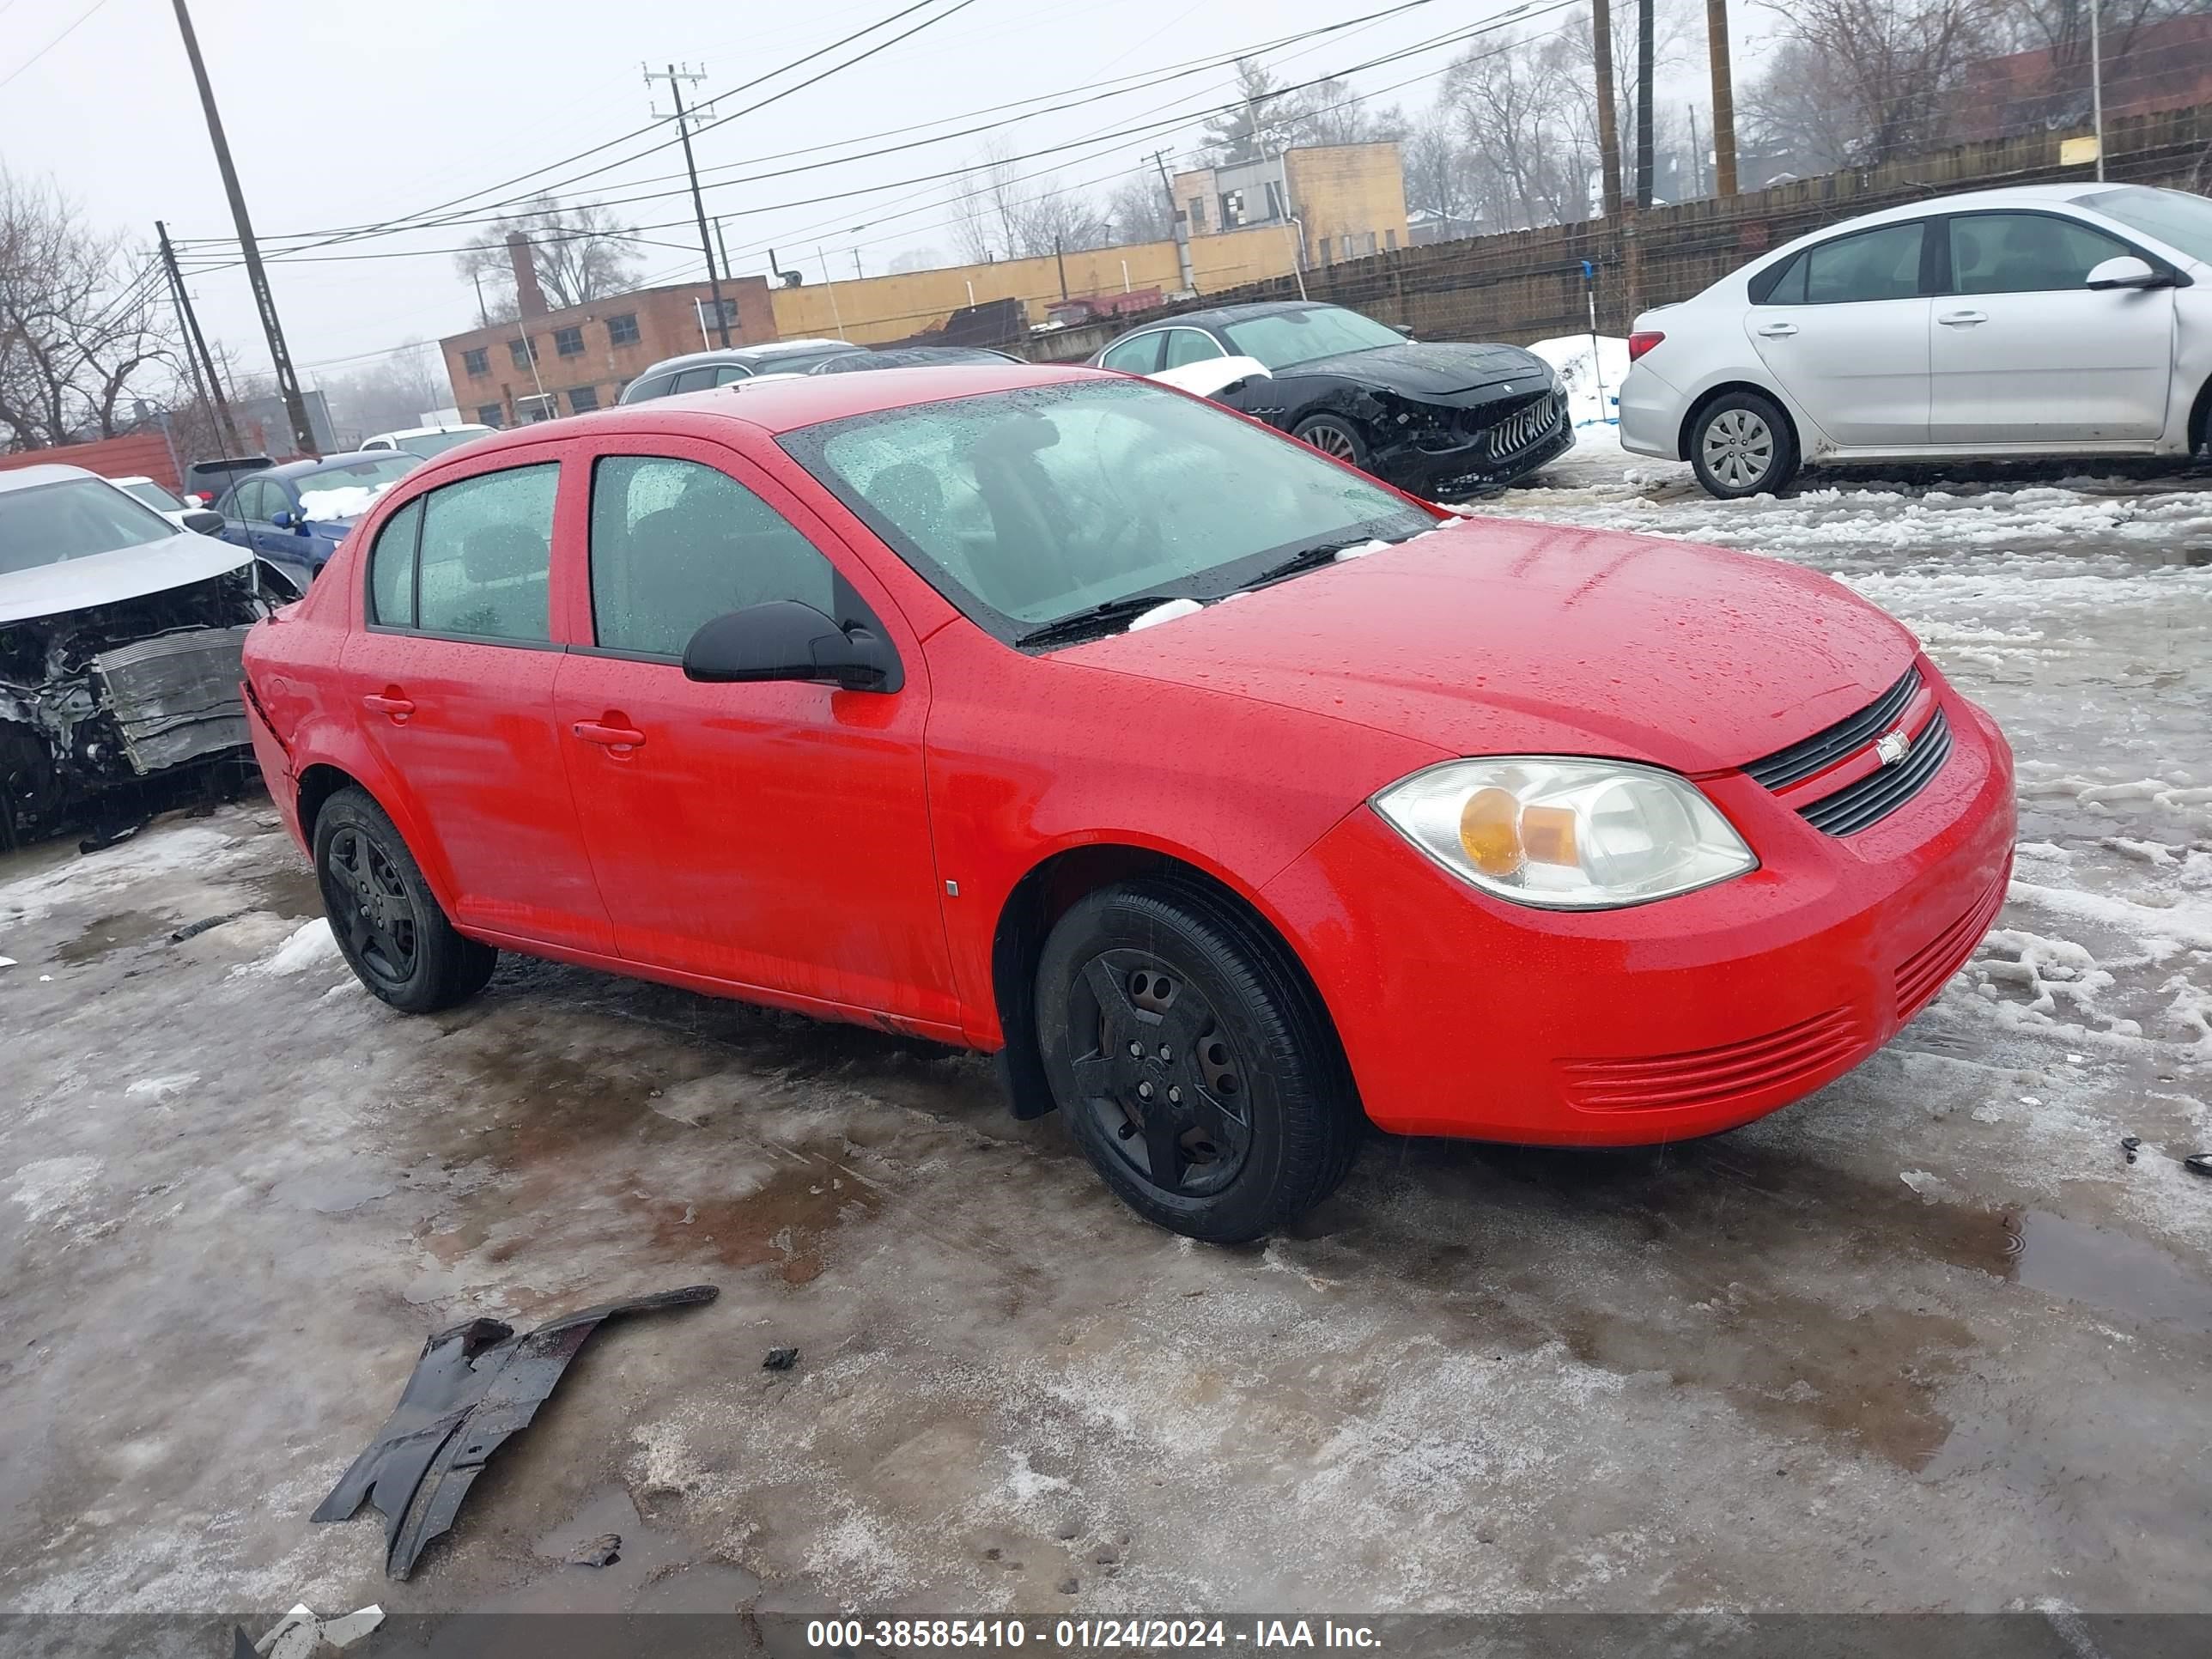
left=240, top=365, right=2014, bottom=1241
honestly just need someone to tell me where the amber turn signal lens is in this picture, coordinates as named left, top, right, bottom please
left=1458, top=787, right=1524, bottom=875
left=1521, top=804, right=1577, bottom=867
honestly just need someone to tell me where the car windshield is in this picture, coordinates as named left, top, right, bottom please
left=392, top=428, right=483, bottom=458
left=295, top=454, right=423, bottom=520
left=1219, top=306, right=1405, bottom=371
left=0, top=477, right=179, bottom=575
left=781, top=377, right=1433, bottom=638
left=2078, top=185, right=2212, bottom=264
left=122, top=479, right=186, bottom=511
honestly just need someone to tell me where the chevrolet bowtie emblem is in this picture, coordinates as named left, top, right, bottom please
left=1875, top=730, right=1913, bottom=767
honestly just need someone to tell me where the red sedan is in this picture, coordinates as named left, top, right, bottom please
left=240, top=364, right=2014, bottom=1242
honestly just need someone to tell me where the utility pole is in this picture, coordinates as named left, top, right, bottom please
left=168, top=0, right=317, bottom=456
left=646, top=63, right=731, bottom=347
left=1152, top=149, right=1198, bottom=295
left=471, top=271, right=489, bottom=328
left=1688, top=104, right=1705, bottom=198
left=2089, top=0, right=2106, bottom=180
left=155, top=219, right=238, bottom=455
left=1705, top=0, right=1739, bottom=196
left=1590, top=0, right=1626, bottom=221
left=1634, top=0, right=1656, bottom=210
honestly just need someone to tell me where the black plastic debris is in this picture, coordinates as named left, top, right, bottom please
left=564, top=1532, right=623, bottom=1567
left=2122, top=1134, right=2142, bottom=1164
left=313, top=1285, right=718, bottom=1579
left=2186, top=1153, right=2212, bottom=1179
left=77, top=817, right=149, bottom=856
left=762, top=1346, right=799, bottom=1372
left=171, top=909, right=247, bottom=943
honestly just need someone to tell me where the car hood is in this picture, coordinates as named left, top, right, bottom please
left=0, top=532, right=255, bottom=625
left=1291, top=341, right=1552, bottom=398
left=1064, top=519, right=1918, bottom=774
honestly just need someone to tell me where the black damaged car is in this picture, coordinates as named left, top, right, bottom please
left=1089, top=301, right=1571, bottom=500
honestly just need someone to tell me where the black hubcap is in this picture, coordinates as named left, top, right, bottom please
left=322, top=825, right=420, bottom=987
left=1068, top=949, right=1252, bottom=1198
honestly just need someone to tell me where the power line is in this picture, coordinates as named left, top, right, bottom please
left=0, top=0, right=117, bottom=91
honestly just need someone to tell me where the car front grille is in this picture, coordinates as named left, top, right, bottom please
left=1557, top=1006, right=1865, bottom=1111
left=1484, top=394, right=1562, bottom=459
left=1742, top=664, right=1952, bottom=836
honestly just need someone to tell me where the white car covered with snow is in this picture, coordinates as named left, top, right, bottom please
left=0, top=465, right=292, bottom=841
left=1619, top=184, right=2212, bottom=497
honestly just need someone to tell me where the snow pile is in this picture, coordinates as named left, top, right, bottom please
left=297, top=483, right=394, bottom=522
left=251, top=918, right=342, bottom=975
left=1528, top=334, right=1630, bottom=427
left=1126, top=597, right=1204, bottom=631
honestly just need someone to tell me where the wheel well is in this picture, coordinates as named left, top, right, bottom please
left=2191, top=373, right=2212, bottom=455
left=1677, top=380, right=1799, bottom=465
left=988, top=846, right=1336, bottom=1121
left=295, top=763, right=361, bottom=845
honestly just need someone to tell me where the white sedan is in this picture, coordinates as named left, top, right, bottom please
left=1620, top=184, right=2212, bottom=497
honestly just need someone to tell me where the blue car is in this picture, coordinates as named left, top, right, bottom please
left=213, top=452, right=424, bottom=587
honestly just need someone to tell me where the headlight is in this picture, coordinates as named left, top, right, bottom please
left=1371, top=757, right=1756, bottom=910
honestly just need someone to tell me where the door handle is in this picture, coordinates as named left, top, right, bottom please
left=1755, top=322, right=1799, bottom=337
left=362, top=691, right=415, bottom=720
left=572, top=719, right=646, bottom=749
left=1938, top=310, right=1987, bottom=326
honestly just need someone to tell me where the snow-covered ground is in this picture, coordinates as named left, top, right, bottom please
left=1528, top=332, right=1632, bottom=428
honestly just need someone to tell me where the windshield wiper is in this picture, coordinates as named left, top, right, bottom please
left=1242, top=532, right=1418, bottom=592
left=1016, top=592, right=1195, bottom=650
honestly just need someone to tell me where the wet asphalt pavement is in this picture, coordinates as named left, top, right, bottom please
left=1, top=435, right=2207, bottom=1632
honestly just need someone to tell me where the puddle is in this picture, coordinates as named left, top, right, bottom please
left=462, top=1483, right=760, bottom=1618
left=2003, top=1210, right=2212, bottom=1334
left=644, top=1158, right=882, bottom=1285
left=246, top=864, right=325, bottom=919
left=53, top=910, right=167, bottom=963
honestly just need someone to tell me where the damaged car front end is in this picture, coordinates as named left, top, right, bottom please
left=0, top=465, right=295, bottom=845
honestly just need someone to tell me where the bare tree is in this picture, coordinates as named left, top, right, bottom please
left=455, top=197, right=644, bottom=318
left=1103, top=171, right=1174, bottom=244
left=946, top=139, right=1113, bottom=260
left=318, top=346, right=448, bottom=446
left=1201, top=58, right=1407, bottom=164
left=0, top=169, right=180, bottom=451
left=1401, top=109, right=1481, bottom=240
left=1738, top=37, right=1870, bottom=176
left=1747, top=0, right=2001, bottom=163
left=1442, top=27, right=1597, bottom=230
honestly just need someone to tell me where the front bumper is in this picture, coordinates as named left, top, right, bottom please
left=1261, top=682, right=2016, bottom=1143
left=1382, top=394, right=1577, bottom=500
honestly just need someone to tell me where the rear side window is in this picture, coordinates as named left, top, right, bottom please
left=1163, top=329, right=1225, bottom=368
left=670, top=367, right=720, bottom=393
left=1099, top=333, right=1165, bottom=374
left=1949, top=213, right=2127, bottom=295
left=412, top=464, right=558, bottom=643
left=1803, top=223, right=1925, bottom=305
left=368, top=498, right=423, bottom=626
left=1749, top=252, right=1806, bottom=305
left=588, top=456, right=836, bottom=657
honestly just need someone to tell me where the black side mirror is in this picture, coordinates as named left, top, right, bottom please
left=182, top=508, right=224, bottom=535
left=682, top=600, right=902, bottom=692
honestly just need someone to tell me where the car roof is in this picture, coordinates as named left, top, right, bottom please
left=0, top=463, right=100, bottom=494
left=1756, top=183, right=2149, bottom=258
left=432, top=362, right=1100, bottom=452
left=635, top=338, right=866, bottom=375
left=262, top=451, right=412, bottom=480
left=1125, top=299, right=1342, bottom=334
left=369, top=424, right=489, bottom=439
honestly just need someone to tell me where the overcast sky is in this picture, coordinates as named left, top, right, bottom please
left=0, top=0, right=1755, bottom=397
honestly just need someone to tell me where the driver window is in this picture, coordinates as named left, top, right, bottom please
left=1949, top=214, right=2127, bottom=295
left=589, top=456, right=837, bottom=658
left=1161, top=330, right=1225, bottom=368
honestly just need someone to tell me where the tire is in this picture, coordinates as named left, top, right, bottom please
left=313, top=786, right=496, bottom=1013
left=1689, top=389, right=1799, bottom=499
left=1292, top=412, right=1370, bottom=470
left=1034, top=879, right=1361, bottom=1243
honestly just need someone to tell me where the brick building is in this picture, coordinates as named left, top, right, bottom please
left=439, top=236, right=778, bottom=425
left=1171, top=142, right=1410, bottom=270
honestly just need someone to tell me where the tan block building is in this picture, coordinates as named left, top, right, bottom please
left=439, top=276, right=779, bottom=426
left=1171, top=142, right=1408, bottom=270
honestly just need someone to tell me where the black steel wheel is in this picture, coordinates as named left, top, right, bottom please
left=313, top=786, right=495, bottom=1013
left=1036, top=880, right=1361, bottom=1242
left=1292, top=413, right=1370, bottom=469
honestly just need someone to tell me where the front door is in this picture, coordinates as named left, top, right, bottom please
left=1929, top=211, right=2176, bottom=445
left=551, top=442, right=958, bottom=1029
left=342, top=456, right=615, bottom=954
left=1747, top=219, right=1933, bottom=448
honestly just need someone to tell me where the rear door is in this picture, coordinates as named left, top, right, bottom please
left=550, top=439, right=958, bottom=1028
left=1929, top=210, right=2175, bottom=444
left=340, top=447, right=615, bottom=953
left=1747, top=220, right=1933, bottom=447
